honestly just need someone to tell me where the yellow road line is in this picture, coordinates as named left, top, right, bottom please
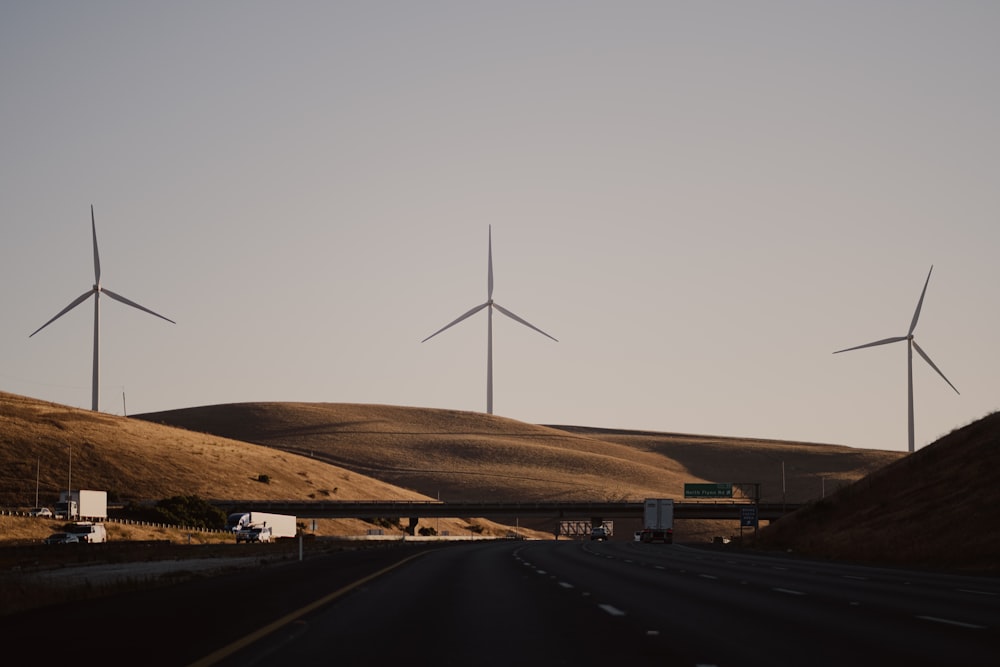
left=188, top=549, right=430, bottom=666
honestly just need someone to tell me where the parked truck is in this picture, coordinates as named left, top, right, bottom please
left=227, top=512, right=297, bottom=542
left=640, top=498, right=674, bottom=544
left=55, top=489, right=108, bottom=521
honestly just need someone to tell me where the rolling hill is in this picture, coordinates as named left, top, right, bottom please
left=134, top=401, right=902, bottom=504
left=8, top=390, right=996, bottom=572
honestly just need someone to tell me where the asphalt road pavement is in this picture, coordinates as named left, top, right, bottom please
left=208, top=541, right=1000, bottom=667
left=6, top=540, right=999, bottom=666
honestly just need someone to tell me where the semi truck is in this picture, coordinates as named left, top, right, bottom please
left=55, top=489, right=108, bottom=521
left=226, top=512, right=297, bottom=542
left=640, top=498, right=674, bottom=544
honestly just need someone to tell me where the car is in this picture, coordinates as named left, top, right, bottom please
left=590, top=526, right=608, bottom=541
left=634, top=531, right=643, bottom=542
left=44, top=532, right=80, bottom=545
left=28, top=507, right=53, bottom=518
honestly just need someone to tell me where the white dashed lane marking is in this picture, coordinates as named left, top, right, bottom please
left=599, top=604, right=626, bottom=617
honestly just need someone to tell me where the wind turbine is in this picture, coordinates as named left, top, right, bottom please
left=833, top=265, right=958, bottom=452
left=29, top=205, right=175, bottom=412
left=422, top=225, right=557, bottom=415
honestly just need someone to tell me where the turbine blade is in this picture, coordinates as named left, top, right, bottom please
left=912, top=339, right=959, bottom=395
left=91, top=205, right=101, bottom=284
left=493, top=302, right=558, bottom=341
left=101, top=288, right=176, bottom=324
left=421, top=302, right=489, bottom=343
left=833, top=336, right=907, bottom=354
left=908, top=265, right=933, bottom=336
left=29, top=291, right=94, bottom=337
left=488, top=225, right=494, bottom=301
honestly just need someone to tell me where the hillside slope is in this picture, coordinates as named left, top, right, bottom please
left=549, top=425, right=902, bottom=503
left=753, top=411, right=1000, bottom=573
left=136, top=401, right=900, bottom=504
left=0, top=392, right=431, bottom=508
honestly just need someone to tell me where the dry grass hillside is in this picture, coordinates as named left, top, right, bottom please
left=0, top=392, right=535, bottom=542
left=2, top=391, right=899, bottom=544
left=753, top=411, right=1000, bottom=573
left=549, top=425, right=902, bottom=503
left=0, top=392, right=431, bottom=508
left=135, top=401, right=899, bottom=504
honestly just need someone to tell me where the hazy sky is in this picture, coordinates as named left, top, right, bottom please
left=2, top=2, right=997, bottom=452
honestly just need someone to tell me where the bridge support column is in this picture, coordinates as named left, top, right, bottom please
left=406, top=517, right=419, bottom=536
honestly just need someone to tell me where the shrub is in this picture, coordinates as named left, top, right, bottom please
left=120, top=495, right=227, bottom=529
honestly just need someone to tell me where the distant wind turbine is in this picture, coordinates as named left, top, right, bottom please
left=422, top=226, right=557, bottom=415
left=29, top=205, right=175, bottom=412
left=833, top=265, right=958, bottom=452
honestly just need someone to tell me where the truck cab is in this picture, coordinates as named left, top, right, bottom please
left=53, top=500, right=77, bottom=520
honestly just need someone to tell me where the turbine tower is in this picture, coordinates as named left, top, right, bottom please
left=422, top=225, right=557, bottom=415
left=29, top=205, right=175, bottom=412
left=833, top=265, right=958, bottom=452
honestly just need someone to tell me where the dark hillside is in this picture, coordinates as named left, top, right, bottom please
left=752, top=412, right=1000, bottom=573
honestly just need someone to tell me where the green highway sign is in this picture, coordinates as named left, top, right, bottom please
left=684, top=483, right=733, bottom=498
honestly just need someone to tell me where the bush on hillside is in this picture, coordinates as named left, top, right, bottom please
left=121, top=495, right=227, bottom=529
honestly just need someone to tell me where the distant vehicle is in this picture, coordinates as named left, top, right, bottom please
left=56, top=489, right=108, bottom=520
left=65, top=522, right=107, bottom=544
left=236, top=525, right=272, bottom=544
left=640, top=498, right=674, bottom=544
left=633, top=531, right=642, bottom=542
left=29, top=507, right=53, bottom=518
left=590, top=526, right=608, bottom=541
left=44, top=532, right=80, bottom=545
left=227, top=512, right=297, bottom=540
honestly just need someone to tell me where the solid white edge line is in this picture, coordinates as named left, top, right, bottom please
left=917, top=615, right=986, bottom=630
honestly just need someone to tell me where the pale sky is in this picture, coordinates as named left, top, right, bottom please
left=2, top=2, right=997, bottom=452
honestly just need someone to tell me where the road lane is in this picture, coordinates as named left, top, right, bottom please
left=211, top=540, right=691, bottom=666
left=521, top=541, right=1000, bottom=666
left=193, top=540, right=1000, bottom=666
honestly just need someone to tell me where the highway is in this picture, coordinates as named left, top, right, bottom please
left=4, top=539, right=996, bottom=666
left=204, top=541, right=999, bottom=667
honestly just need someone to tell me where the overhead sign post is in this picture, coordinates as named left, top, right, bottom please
left=684, top=483, right=733, bottom=498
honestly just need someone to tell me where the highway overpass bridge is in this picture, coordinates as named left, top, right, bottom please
left=212, top=500, right=805, bottom=534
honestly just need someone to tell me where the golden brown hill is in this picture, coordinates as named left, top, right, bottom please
left=0, top=392, right=432, bottom=509
left=548, top=425, right=902, bottom=503
left=752, top=411, right=1000, bottom=573
left=135, top=401, right=901, bottom=504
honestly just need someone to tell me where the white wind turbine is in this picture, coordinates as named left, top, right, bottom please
left=422, top=225, right=557, bottom=415
left=833, top=265, right=958, bottom=452
left=29, top=205, right=176, bottom=412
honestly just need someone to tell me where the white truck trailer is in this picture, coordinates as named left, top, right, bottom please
left=56, top=489, right=108, bottom=521
left=640, top=498, right=674, bottom=543
left=227, top=512, right=297, bottom=541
